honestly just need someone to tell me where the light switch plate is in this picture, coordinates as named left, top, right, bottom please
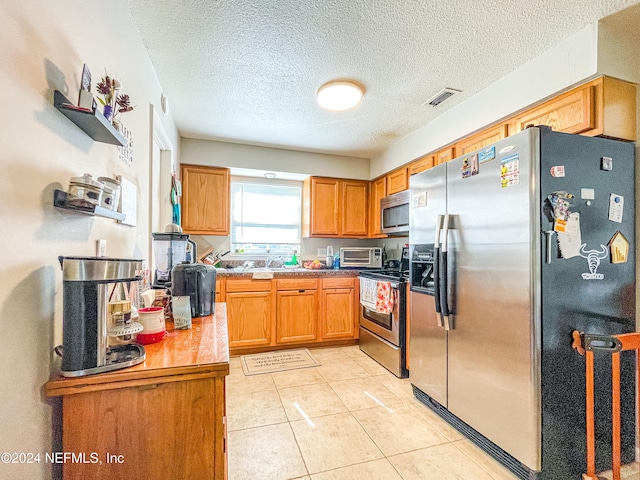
left=317, top=248, right=327, bottom=257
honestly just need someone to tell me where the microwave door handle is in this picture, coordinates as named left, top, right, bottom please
left=441, top=214, right=453, bottom=331
left=434, top=214, right=444, bottom=327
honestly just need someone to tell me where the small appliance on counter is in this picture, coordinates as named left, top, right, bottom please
left=151, top=224, right=197, bottom=287
left=56, top=256, right=146, bottom=377
left=170, top=262, right=216, bottom=317
left=339, top=246, right=382, bottom=269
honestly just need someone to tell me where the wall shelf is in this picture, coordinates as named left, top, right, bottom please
left=53, top=90, right=126, bottom=146
left=53, top=189, right=126, bottom=221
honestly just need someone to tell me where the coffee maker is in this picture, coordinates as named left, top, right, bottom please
left=151, top=225, right=196, bottom=288
left=57, top=256, right=146, bottom=377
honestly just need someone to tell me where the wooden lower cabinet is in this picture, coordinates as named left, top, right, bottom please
left=276, top=288, right=318, bottom=344
left=59, top=377, right=225, bottom=479
left=321, top=277, right=357, bottom=341
left=223, top=275, right=359, bottom=353
left=226, top=291, right=274, bottom=349
left=45, top=310, right=229, bottom=480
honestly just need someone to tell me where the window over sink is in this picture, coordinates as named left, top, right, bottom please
left=230, top=177, right=302, bottom=254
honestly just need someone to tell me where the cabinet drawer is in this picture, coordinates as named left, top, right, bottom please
left=276, top=278, right=319, bottom=291
left=225, top=279, right=272, bottom=292
left=322, top=277, right=356, bottom=289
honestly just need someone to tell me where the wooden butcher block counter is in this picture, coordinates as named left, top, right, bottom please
left=46, top=304, right=230, bottom=480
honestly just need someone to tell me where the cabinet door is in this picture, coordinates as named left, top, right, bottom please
left=276, top=290, right=318, bottom=344
left=369, top=177, right=387, bottom=238
left=457, top=124, right=509, bottom=155
left=308, top=177, right=340, bottom=236
left=181, top=165, right=230, bottom=235
left=321, top=288, right=356, bottom=340
left=62, top=377, right=224, bottom=480
left=226, top=291, right=274, bottom=349
left=386, top=168, right=409, bottom=195
left=341, top=180, right=368, bottom=237
left=409, top=155, right=435, bottom=176
left=436, top=146, right=456, bottom=165
left=513, top=85, right=595, bottom=135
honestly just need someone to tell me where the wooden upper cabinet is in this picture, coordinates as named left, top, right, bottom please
left=386, top=167, right=409, bottom=194
left=180, top=164, right=230, bottom=235
left=436, top=146, right=456, bottom=165
left=514, top=84, right=595, bottom=135
left=303, top=176, right=368, bottom=238
left=341, top=180, right=369, bottom=237
left=303, top=177, right=340, bottom=236
left=409, top=154, right=435, bottom=175
left=589, top=76, right=636, bottom=141
left=514, top=77, right=636, bottom=141
left=457, top=124, right=509, bottom=155
left=369, top=176, right=387, bottom=238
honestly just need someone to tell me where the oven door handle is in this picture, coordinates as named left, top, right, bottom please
left=440, top=214, right=454, bottom=331
left=433, top=214, right=444, bottom=327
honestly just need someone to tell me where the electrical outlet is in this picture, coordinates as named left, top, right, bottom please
left=96, top=239, right=107, bottom=257
left=317, top=248, right=327, bottom=257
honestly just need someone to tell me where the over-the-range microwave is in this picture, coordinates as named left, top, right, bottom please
left=380, top=190, right=410, bottom=235
left=339, top=247, right=382, bottom=269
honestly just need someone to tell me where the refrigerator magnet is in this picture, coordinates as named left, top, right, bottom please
left=601, top=156, right=613, bottom=171
left=470, top=153, right=479, bottom=176
left=478, top=146, right=495, bottom=163
left=608, top=194, right=624, bottom=223
left=550, top=166, right=565, bottom=177
left=578, top=243, right=607, bottom=280
left=461, top=158, right=472, bottom=179
left=609, top=231, right=629, bottom=264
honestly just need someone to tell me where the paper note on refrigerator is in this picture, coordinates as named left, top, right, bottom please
left=608, top=194, right=624, bottom=223
left=557, top=212, right=582, bottom=259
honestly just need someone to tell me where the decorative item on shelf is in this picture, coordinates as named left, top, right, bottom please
left=78, top=63, right=96, bottom=111
left=96, top=72, right=134, bottom=127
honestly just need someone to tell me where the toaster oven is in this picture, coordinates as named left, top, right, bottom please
left=339, top=247, right=382, bottom=269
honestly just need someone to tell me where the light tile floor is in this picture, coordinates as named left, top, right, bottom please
left=226, top=345, right=519, bottom=480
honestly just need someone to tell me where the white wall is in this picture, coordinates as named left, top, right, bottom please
left=181, top=138, right=371, bottom=180
left=180, top=138, right=373, bottom=261
left=0, top=2, right=179, bottom=479
left=370, top=24, right=600, bottom=178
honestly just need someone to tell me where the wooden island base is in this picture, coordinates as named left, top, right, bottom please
left=46, top=304, right=230, bottom=480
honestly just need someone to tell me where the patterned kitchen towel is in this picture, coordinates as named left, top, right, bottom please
left=375, top=281, right=395, bottom=314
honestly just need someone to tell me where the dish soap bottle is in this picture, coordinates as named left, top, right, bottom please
left=291, top=249, right=298, bottom=267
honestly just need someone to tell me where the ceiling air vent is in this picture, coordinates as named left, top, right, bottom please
left=423, top=87, right=462, bottom=107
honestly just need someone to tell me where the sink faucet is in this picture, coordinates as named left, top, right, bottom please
left=265, top=256, right=284, bottom=268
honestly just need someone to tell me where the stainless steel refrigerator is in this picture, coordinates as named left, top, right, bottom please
left=409, top=126, right=635, bottom=479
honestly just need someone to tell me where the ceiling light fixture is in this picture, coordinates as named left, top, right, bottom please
left=317, top=80, right=364, bottom=111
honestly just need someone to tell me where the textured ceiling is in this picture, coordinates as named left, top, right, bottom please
left=128, top=0, right=640, bottom=158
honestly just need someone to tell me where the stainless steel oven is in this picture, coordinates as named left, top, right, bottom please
left=358, top=270, right=407, bottom=378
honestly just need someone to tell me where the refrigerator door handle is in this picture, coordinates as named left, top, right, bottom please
left=441, top=214, right=453, bottom=330
left=434, top=214, right=444, bottom=327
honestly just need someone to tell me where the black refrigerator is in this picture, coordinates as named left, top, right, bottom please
left=409, top=126, right=635, bottom=479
